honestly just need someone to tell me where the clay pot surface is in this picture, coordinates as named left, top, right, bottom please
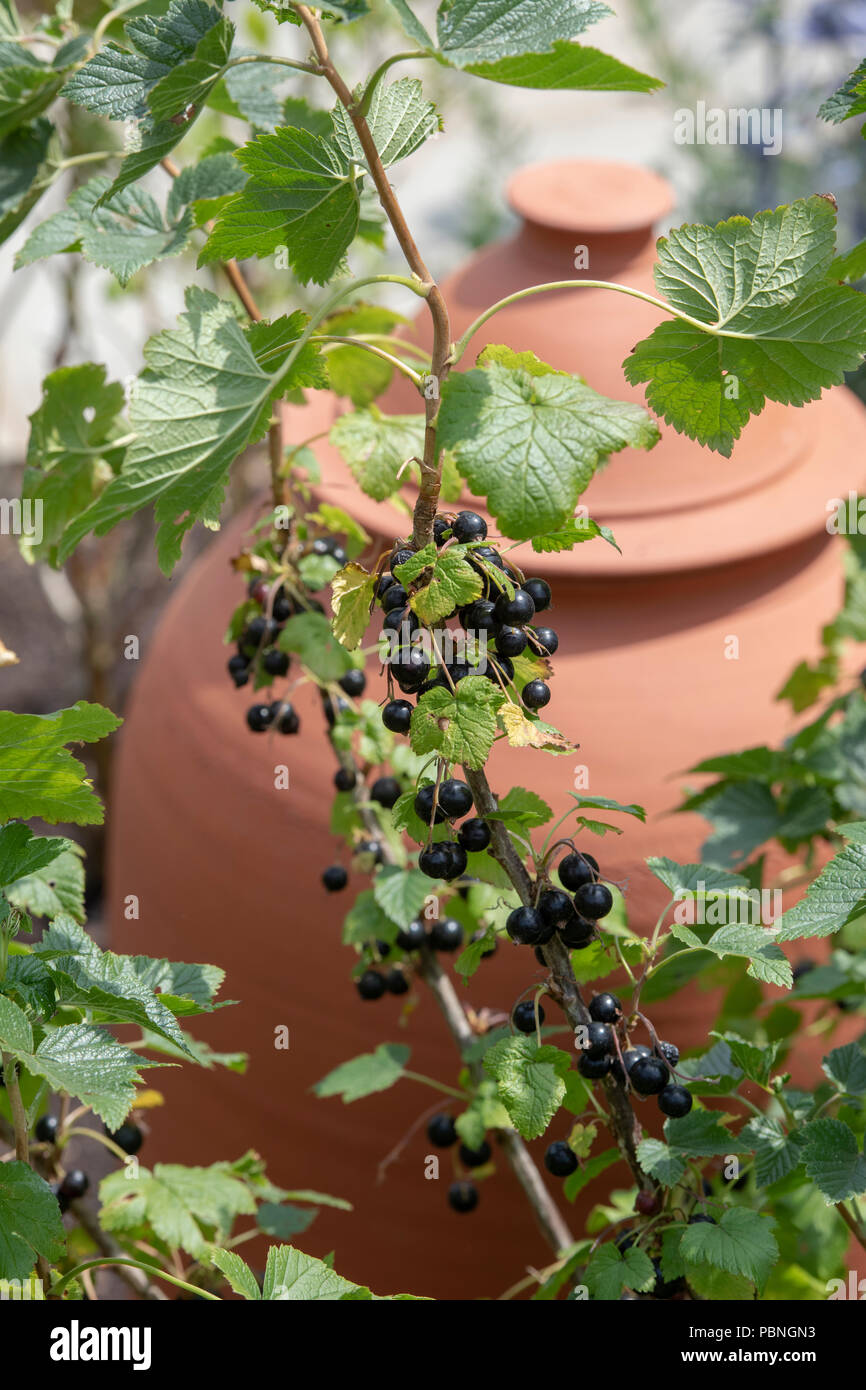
left=107, top=162, right=866, bottom=1298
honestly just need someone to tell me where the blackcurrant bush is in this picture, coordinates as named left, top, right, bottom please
left=382, top=584, right=409, bottom=613
left=513, top=1000, right=544, bottom=1034
left=246, top=703, right=274, bottom=733
left=583, top=1022, right=613, bottom=1058
left=460, top=599, right=497, bottom=632
left=629, top=1056, right=669, bottom=1096
left=273, top=702, right=300, bottom=735
left=427, top=1114, right=457, bottom=1147
left=544, top=1142, right=578, bottom=1178
left=459, top=1140, right=491, bottom=1168
left=589, top=993, right=622, bottom=1023
left=493, top=589, right=535, bottom=626
left=339, top=668, right=366, bottom=697
left=322, top=865, right=348, bottom=892
left=538, top=889, right=574, bottom=927
left=397, top=919, right=426, bottom=951
left=448, top=1181, right=479, bottom=1213
left=574, top=882, right=613, bottom=921
left=59, top=1170, right=89, bottom=1200
left=657, top=1040, right=680, bottom=1067
left=523, top=578, right=552, bottom=612
left=458, top=818, right=491, bottom=852
left=356, top=970, right=386, bottom=1001
left=262, top=648, right=289, bottom=677
left=371, top=776, right=401, bottom=809
left=578, top=1054, right=612, bottom=1080
left=451, top=510, right=487, bottom=543
left=227, top=654, right=250, bottom=687
left=429, top=918, right=464, bottom=952
left=530, top=625, right=559, bottom=656
left=35, top=1115, right=58, bottom=1144
left=506, top=906, right=553, bottom=946
left=522, top=679, right=551, bottom=711
left=385, top=968, right=410, bottom=996
left=658, top=1085, right=692, bottom=1118
left=557, top=852, right=598, bottom=890
left=437, top=778, right=473, bottom=818
left=414, top=784, right=448, bottom=825
left=382, top=699, right=413, bottom=734
left=106, top=1121, right=143, bottom=1155
left=334, top=767, right=357, bottom=793
left=495, top=625, right=527, bottom=657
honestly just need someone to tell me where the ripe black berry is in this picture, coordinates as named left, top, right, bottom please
left=560, top=914, right=595, bottom=948
left=273, top=702, right=300, bottom=734
left=486, top=655, right=514, bottom=685
left=437, top=778, right=473, bottom=818
left=382, top=584, right=409, bottom=613
left=538, top=889, right=574, bottom=927
left=558, top=852, right=598, bottom=890
left=371, top=776, right=401, bottom=809
left=334, top=767, right=357, bottom=793
left=427, top=1114, right=457, bottom=1147
left=227, top=654, right=250, bottom=687
left=396, top=919, right=426, bottom=951
left=544, top=1141, right=578, bottom=1178
left=246, top=703, right=274, bottom=732
left=460, top=599, right=497, bottom=632
left=429, top=918, right=464, bottom=952
left=419, top=845, right=452, bottom=880
left=624, top=1045, right=652, bottom=1071
left=657, top=1040, right=680, bottom=1067
left=448, top=1180, right=479, bottom=1213
left=444, top=842, right=467, bottom=880
left=473, top=545, right=505, bottom=570
left=382, top=699, right=412, bottom=734
left=530, top=625, right=559, bottom=655
left=522, top=679, right=551, bottom=711
left=688, top=1213, right=715, bottom=1225
left=451, top=510, right=487, bottom=543
left=339, top=668, right=366, bottom=697
left=495, top=625, right=527, bottom=657
left=356, top=970, right=386, bottom=1001
left=390, top=546, right=415, bottom=571
left=658, top=1085, right=692, bottom=1118
left=513, top=1000, right=544, bottom=1033
left=391, top=650, right=430, bottom=690
left=506, top=906, right=553, bottom=946
left=59, top=1170, right=89, bottom=1199
left=376, top=573, right=396, bottom=598
left=414, top=784, right=448, bottom=824
left=458, top=818, right=491, bottom=852
left=244, top=615, right=279, bottom=647
left=382, top=606, right=418, bottom=635
left=35, top=1115, right=58, bottom=1144
left=433, top=516, right=450, bottom=546
left=106, top=1121, right=143, bottom=1155
left=578, top=1054, right=612, bottom=1080
left=385, top=968, right=410, bottom=996
left=584, top=1022, right=613, bottom=1058
left=589, top=993, right=622, bottom=1023
left=493, top=588, right=535, bottom=626
left=322, top=865, right=348, bottom=892
left=273, top=591, right=293, bottom=622
left=574, top=882, right=613, bottom=920
left=629, top=1056, right=669, bottom=1096
left=262, top=648, right=289, bottom=677
left=459, top=1140, right=491, bottom=1168
left=523, top=578, right=552, bottom=612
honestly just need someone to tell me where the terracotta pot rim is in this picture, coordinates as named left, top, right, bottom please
left=507, top=158, right=676, bottom=236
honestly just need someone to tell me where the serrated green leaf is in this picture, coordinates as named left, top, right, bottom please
left=0, top=1162, right=66, bottom=1281
left=741, top=1116, right=807, bottom=1186
left=465, top=41, right=661, bottom=93
left=207, top=1246, right=261, bottom=1299
left=584, top=1242, right=655, bottom=1300
left=819, top=60, right=866, bottom=125
left=823, top=1042, right=866, bottom=1094
left=664, top=1107, right=749, bottom=1158
left=279, top=610, right=354, bottom=682
left=329, top=407, right=425, bottom=501
left=15, top=1024, right=157, bottom=1129
left=386, top=0, right=433, bottom=48
left=333, top=77, right=440, bottom=169
left=636, top=1137, right=686, bottom=1187
left=0, top=993, right=34, bottom=1052
left=0, top=118, right=57, bottom=248
left=0, top=703, right=120, bottom=826
left=330, top=564, right=375, bottom=649
left=801, top=1118, right=866, bottom=1203
left=482, top=1034, right=571, bottom=1139
left=396, top=543, right=483, bottom=624
left=5, top=842, right=85, bottom=922
left=777, top=829, right=866, bottom=941
left=262, top=1245, right=363, bottom=1301
left=372, top=865, right=429, bottom=929
left=436, top=0, right=611, bottom=67
left=680, top=1208, right=779, bottom=1290
left=99, top=1161, right=256, bottom=1256
left=315, top=1042, right=411, bottom=1102
left=146, top=12, right=234, bottom=123
left=716, top=1032, right=780, bottom=1085
left=530, top=515, right=620, bottom=554
left=410, top=676, right=504, bottom=769
left=0, top=823, right=66, bottom=889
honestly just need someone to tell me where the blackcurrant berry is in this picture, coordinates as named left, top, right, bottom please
left=530, top=625, right=559, bottom=656
left=356, top=970, right=386, bottom=1001
left=334, top=767, right=357, bottom=793
left=433, top=516, right=450, bottom=546
left=376, top=573, right=396, bottom=598
left=495, top=625, right=527, bottom=657
left=459, top=1140, right=491, bottom=1168
left=414, top=784, right=449, bottom=825
left=273, top=702, right=300, bottom=734
left=653, top=1260, right=686, bottom=1299
left=382, top=699, right=413, bottom=734
left=322, top=865, right=348, bottom=892
left=451, top=511, right=487, bottom=543
left=371, top=776, right=401, bottom=809
left=427, top=1113, right=457, bottom=1147
left=437, top=778, right=473, bottom=818
left=339, top=668, right=366, bottom=697
left=578, top=1054, right=612, bottom=1080
left=657, top=1040, right=680, bottom=1068
left=391, top=650, right=430, bottom=690
left=589, top=993, right=622, bottom=1023
left=244, top=615, right=279, bottom=647
left=560, top=915, right=595, bottom=948
left=385, top=968, right=410, bottom=996
left=262, top=648, right=289, bottom=677
left=389, top=545, right=414, bottom=571
left=227, top=654, right=250, bottom=687
left=513, top=1000, right=544, bottom=1034
left=246, top=703, right=274, bottom=732
left=106, top=1121, right=143, bottom=1155
left=537, top=889, right=574, bottom=927
left=448, top=1180, right=479, bottom=1213
left=382, top=584, right=409, bottom=613
left=418, top=844, right=452, bottom=879
left=382, top=606, right=419, bottom=635
left=522, top=679, right=551, bottom=711
left=473, top=545, right=505, bottom=570
left=458, top=818, right=491, bottom=852
left=629, top=1056, right=669, bottom=1096
left=624, top=1045, right=652, bottom=1072
left=544, top=1141, right=578, bottom=1178
left=311, top=537, right=330, bottom=555
left=658, top=1085, right=692, bottom=1118
left=583, top=1022, right=613, bottom=1058
left=506, top=906, right=553, bottom=946
left=523, top=578, right=552, bottom=612
left=460, top=599, right=497, bottom=632
left=688, top=1213, right=715, bottom=1225
left=429, top=918, right=464, bottom=952
left=493, top=589, right=535, bottom=626
left=574, top=882, right=613, bottom=920
left=273, top=591, right=293, bottom=622
left=35, top=1115, right=58, bottom=1144
left=486, top=655, right=514, bottom=684
left=635, top=1189, right=661, bottom=1216
left=59, top=1170, right=89, bottom=1200
left=443, top=842, right=467, bottom=880
left=396, top=919, right=426, bottom=951
left=558, top=852, right=598, bottom=890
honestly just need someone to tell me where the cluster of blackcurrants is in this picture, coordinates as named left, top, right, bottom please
left=508, top=850, right=611, bottom=954
left=415, top=776, right=491, bottom=883
left=426, top=1112, right=492, bottom=1213
left=569, top=993, right=692, bottom=1119
left=354, top=916, right=465, bottom=1000
left=378, top=510, right=559, bottom=728
left=35, top=1114, right=143, bottom=1212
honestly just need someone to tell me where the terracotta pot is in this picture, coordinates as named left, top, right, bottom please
left=107, top=162, right=866, bottom=1299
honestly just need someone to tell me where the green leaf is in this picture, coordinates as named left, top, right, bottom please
left=245, top=311, right=329, bottom=422
left=717, top=1033, right=780, bottom=1085
left=819, top=60, right=866, bottom=125
left=15, top=1024, right=157, bottom=1130
left=329, top=407, right=425, bottom=501
left=99, top=1161, right=256, bottom=1257
left=200, top=122, right=359, bottom=285
left=465, top=42, right=661, bottom=93
left=0, top=993, right=34, bottom=1052
left=342, top=889, right=397, bottom=948
left=278, top=610, right=354, bottom=683
left=330, top=564, right=375, bottom=649
left=492, top=786, right=553, bottom=829
left=0, top=118, right=57, bottom=248
left=396, top=543, right=483, bottom=624
left=636, top=1137, right=686, bottom=1187
left=801, top=1119, right=866, bottom=1203
left=741, top=1116, right=807, bottom=1186
left=0, top=703, right=120, bottom=826
left=0, top=1162, right=65, bottom=1281
left=646, top=856, right=750, bottom=898
left=624, top=197, right=866, bottom=456
left=207, top=1246, right=260, bottom=1299
left=387, top=0, right=433, bottom=48
left=5, top=843, right=85, bottom=923
left=831, top=237, right=866, bottom=285
left=410, top=675, right=504, bottom=769
left=0, top=823, right=66, bottom=889
left=262, top=1245, right=361, bottom=1301
left=372, top=865, right=430, bottom=929
left=57, top=288, right=278, bottom=574
left=437, top=360, right=658, bottom=540
left=0, top=53, right=63, bottom=140
left=314, top=1042, right=411, bottom=1102
left=584, top=1242, right=655, bottom=1300
left=823, top=1042, right=866, bottom=1095
left=698, top=782, right=782, bottom=864
left=777, top=828, right=866, bottom=941
left=664, top=1107, right=750, bottom=1158
left=320, top=303, right=406, bottom=406
left=680, top=1208, right=779, bottom=1291
left=436, top=0, right=611, bottom=67
left=530, top=515, right=619, bottom=554
left=146, top=13, right=234, bottom=123
left=482, top=1034, right=571, bottom=1139
left=333, top=78, right=440, bottom=169
left=213, top=59, right=287, bottom=131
